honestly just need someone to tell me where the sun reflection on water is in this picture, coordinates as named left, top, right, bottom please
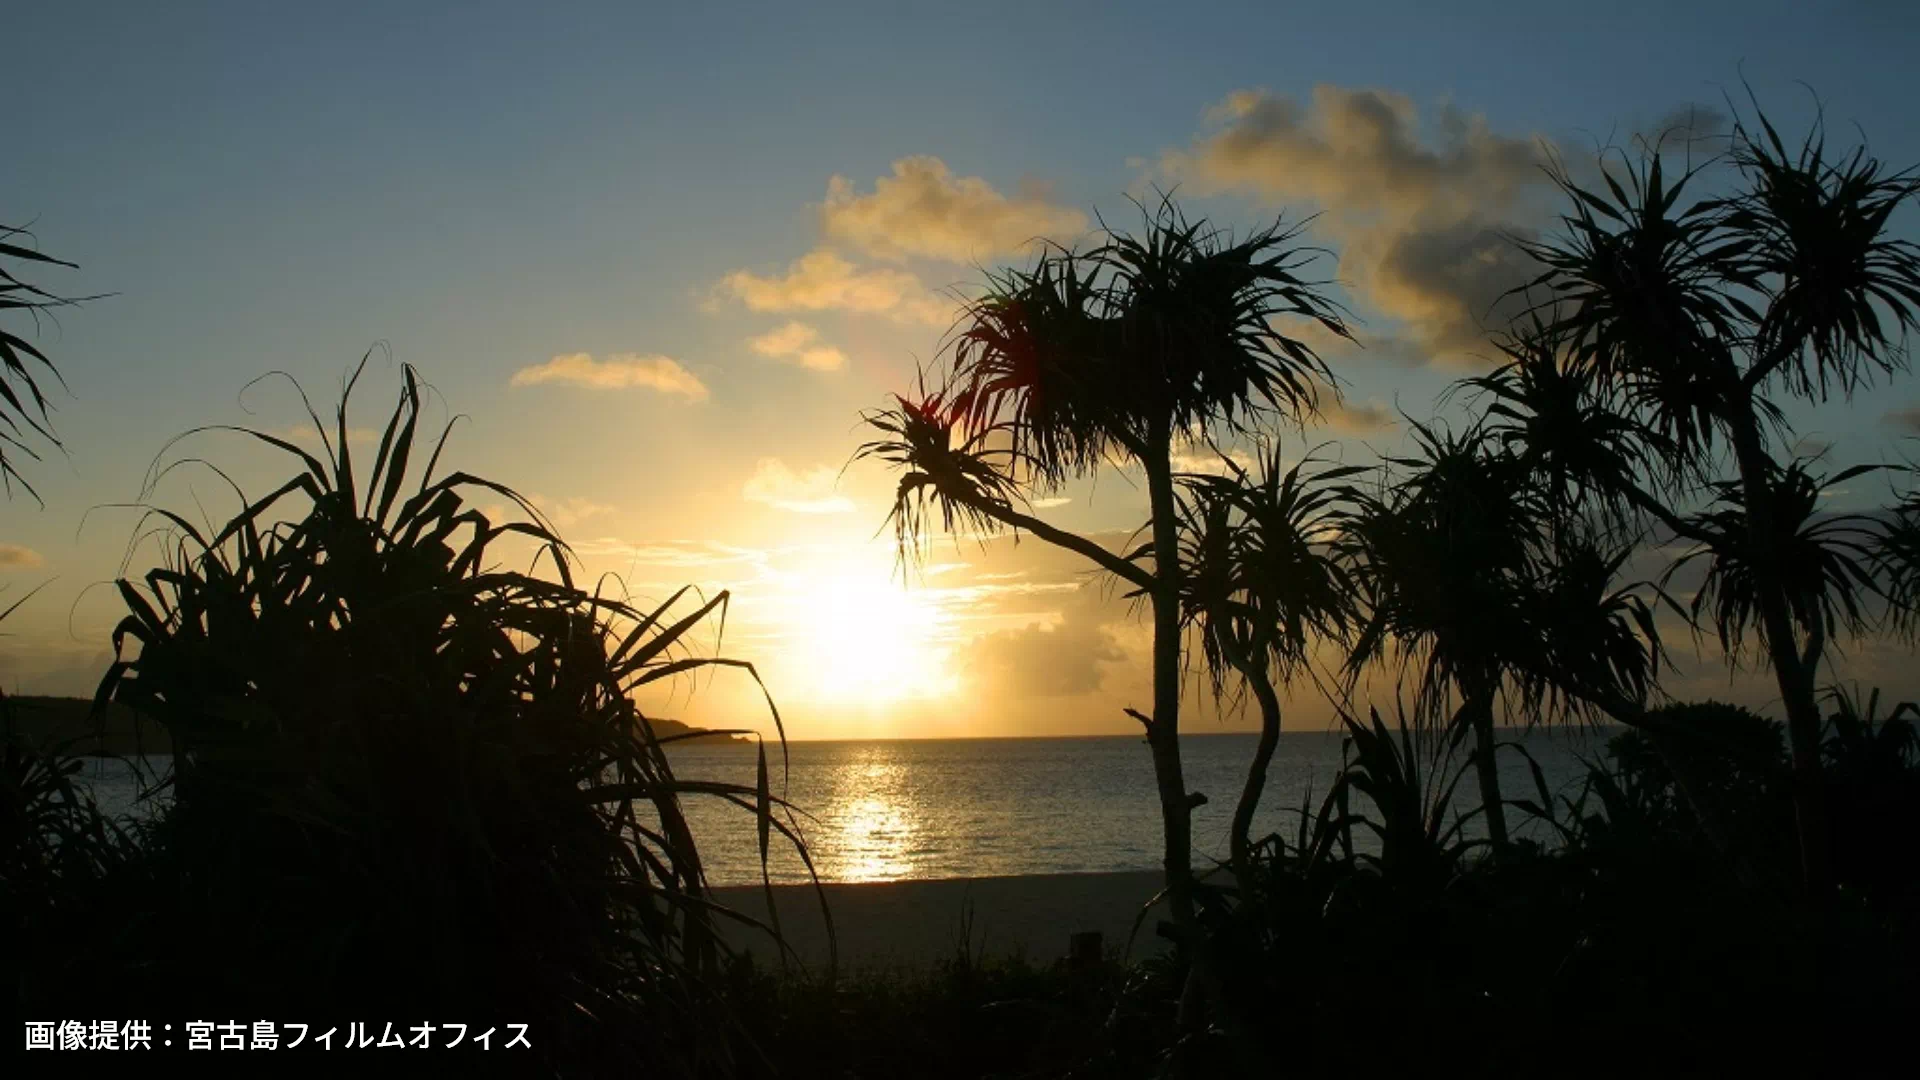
left=816, top=756, right=923, bottom=882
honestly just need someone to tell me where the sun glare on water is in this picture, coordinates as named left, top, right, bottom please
left=780, top=569, right=957, bottom=706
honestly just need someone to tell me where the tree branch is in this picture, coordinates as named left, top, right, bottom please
left=974, top=496, right=1156, bottom=592
left=1620, top=477, right=1715, bottom=546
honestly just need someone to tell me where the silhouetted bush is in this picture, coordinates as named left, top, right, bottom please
left=14, top=363, right=803, bottom=1077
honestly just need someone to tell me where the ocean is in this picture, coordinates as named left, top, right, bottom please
left=72, top=727, right=1615, bottom=887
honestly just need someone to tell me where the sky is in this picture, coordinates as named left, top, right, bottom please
left=6, top=1, right=1920, bottom=739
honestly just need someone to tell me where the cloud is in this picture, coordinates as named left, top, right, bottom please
left=1162, top=85, right=1555, bottom=363
left=1169, top=447, right=1259, bottom=476
left=0, top=543, right=44, bottom=568
left=1792, top=435, right=1835, bottom=460
left=1637, top=103, right=1730, bottom=152
left=1885, top=406, right=1920, bottom=434
left=511, top=353, right=708, bottom=400
left=1318, top=399, right=1397, bottom=434
left=529, top=495, right=615, bottom=529
left=571, top=538, right=769, bottom=570
left=264, top=424, right=378, bottom=446
left=717, top=249, right=953, bottom=326
left=742, top=458, right=855, bottom=514
left=748, top=321, right=849, bottom=372
left=822, top=156, right=1088, bottom=263
left=957, top=586, right=1125, bottom=697
left=1030, top=496, right=1072, bottom=509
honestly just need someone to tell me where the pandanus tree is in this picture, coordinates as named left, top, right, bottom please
left=1, top=222, right=87, bottom=502
left=1462, top=322, right=1744, bottom=849
left=1176, top=445, right=1361, bottom=878
left=1340, top=424, right=1554, bottom=847
left=1875, top=459, right=1920, bottom=640
left=1492, top=107, right=1920, bottom=889
left=856, top=199, right=1351, bottom=945
left=95, top=361, right=809, bottom=1076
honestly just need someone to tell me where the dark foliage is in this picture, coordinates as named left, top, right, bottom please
left=14, top=363, right=810, bottom=1077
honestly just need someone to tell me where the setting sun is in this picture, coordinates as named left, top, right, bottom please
left=775, top=568, right=958, bottom=706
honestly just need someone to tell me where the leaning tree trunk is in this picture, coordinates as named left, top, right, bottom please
left=1726, top=406, right=1831, bottom=897
left=1225, top=633, right=1281, bottom=882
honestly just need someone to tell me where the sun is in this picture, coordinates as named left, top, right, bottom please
left=778, top=568, right=957, bottom=706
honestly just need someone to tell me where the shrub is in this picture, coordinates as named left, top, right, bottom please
left=78, top=361, right=802, bottom=1076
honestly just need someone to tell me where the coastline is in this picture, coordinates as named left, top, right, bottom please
left=711, top=869, right=1169, bottom=971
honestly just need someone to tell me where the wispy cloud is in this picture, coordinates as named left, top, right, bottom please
left=717, top=249, right=953, bottom=326
left=1318, top=399, right=1397, bottom=434
left=529, top=494, right=616, bottom=529
left=822, top=156, right=1087, bottom=263
left=0, top=543, right=44, bottom=569
left=742, top=458, right=855, bottom=514
left=511, top=353, right=708, bottom=400
left=1884, top=405, right=1920, bottom=434
left=571, top=538, right=770, bottom=571
left=747, top=320, right=848, bottom=372
left=1169, top=447, right=1259, bottom=476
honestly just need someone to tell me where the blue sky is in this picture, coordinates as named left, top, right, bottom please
left=6, top=2, right=1920, bottom=735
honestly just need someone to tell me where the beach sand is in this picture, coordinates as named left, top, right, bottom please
left=711, top=870, right=1170, bottom=971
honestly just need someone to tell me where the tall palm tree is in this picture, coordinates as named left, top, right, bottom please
left=1339, top=424, right=1553, bottom=846
left=856, top=198, right=1350, bottom=945
left=1176, top=445, right=1362, bottom=877
left=1505, top=104, right=1920, bottom=890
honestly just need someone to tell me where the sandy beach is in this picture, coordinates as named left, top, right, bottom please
left=711, top=870, right=1170, bottom=971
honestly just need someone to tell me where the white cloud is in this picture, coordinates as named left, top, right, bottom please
left=718, top=249, right=953, bottom=326
left=1030, top=496, right=1072, bottom=509
left=511, top=353, right=709, bottom=400
left=822, top=156, right=1088, bottom=263
left=747, top=321, right=849, bottom=372
left=742, top=458, right=856, bottom=514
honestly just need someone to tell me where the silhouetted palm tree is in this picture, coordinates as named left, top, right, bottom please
left=1501, top=104, right=1920, bottom=889
left=1339, top=424, right=1552, bottom=846
left=1871, top=456, right=1920, bottom=641
left=0, top=222, right=86, bottom=502
left=1175, top=445, right=1362, bottom=877
left=857, top=198, right=1351, bottom=948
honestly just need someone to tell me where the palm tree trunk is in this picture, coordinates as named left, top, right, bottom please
left=1226, top=636, right=1281, bottom=881
left=1726, top=407, right=1831, bottom=896
left=1142, top=435, right=1195, bottom=940
left=1469, top=691, right=1509, bottom=847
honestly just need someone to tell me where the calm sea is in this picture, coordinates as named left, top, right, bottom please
left=73, top=728, right=1614, bottom=886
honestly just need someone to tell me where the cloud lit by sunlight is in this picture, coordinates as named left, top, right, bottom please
left=821, top=156, right=1087, bottom=263
left=742, top=458, right=855, bottom=514
left=748, top=320, right=848, bottom=371
left=717, top=249, right=953, bottom=326
left=511, top=353, right=709, bottom=399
